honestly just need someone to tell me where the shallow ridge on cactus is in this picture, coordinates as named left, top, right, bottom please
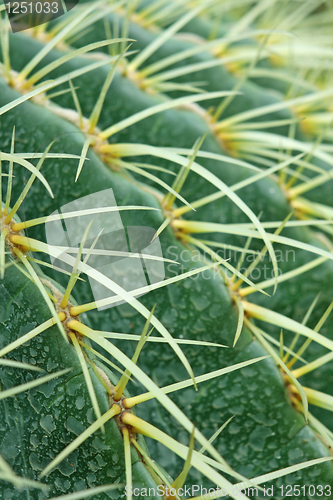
left=1, top=1, right=333, bottom=499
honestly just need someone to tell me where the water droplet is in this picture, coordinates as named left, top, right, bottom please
left=75, top=396, right=85, bottom=410
left=40, top=415, right=56, bottom=434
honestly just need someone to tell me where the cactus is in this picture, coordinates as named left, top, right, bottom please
left=1, top=1, right=333, bottom=499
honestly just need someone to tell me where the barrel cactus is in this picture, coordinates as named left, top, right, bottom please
left=1, top=1, right=333, bottom=499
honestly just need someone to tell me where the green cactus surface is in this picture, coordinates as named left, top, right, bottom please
left=1, top=1, right=333, bottom=499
